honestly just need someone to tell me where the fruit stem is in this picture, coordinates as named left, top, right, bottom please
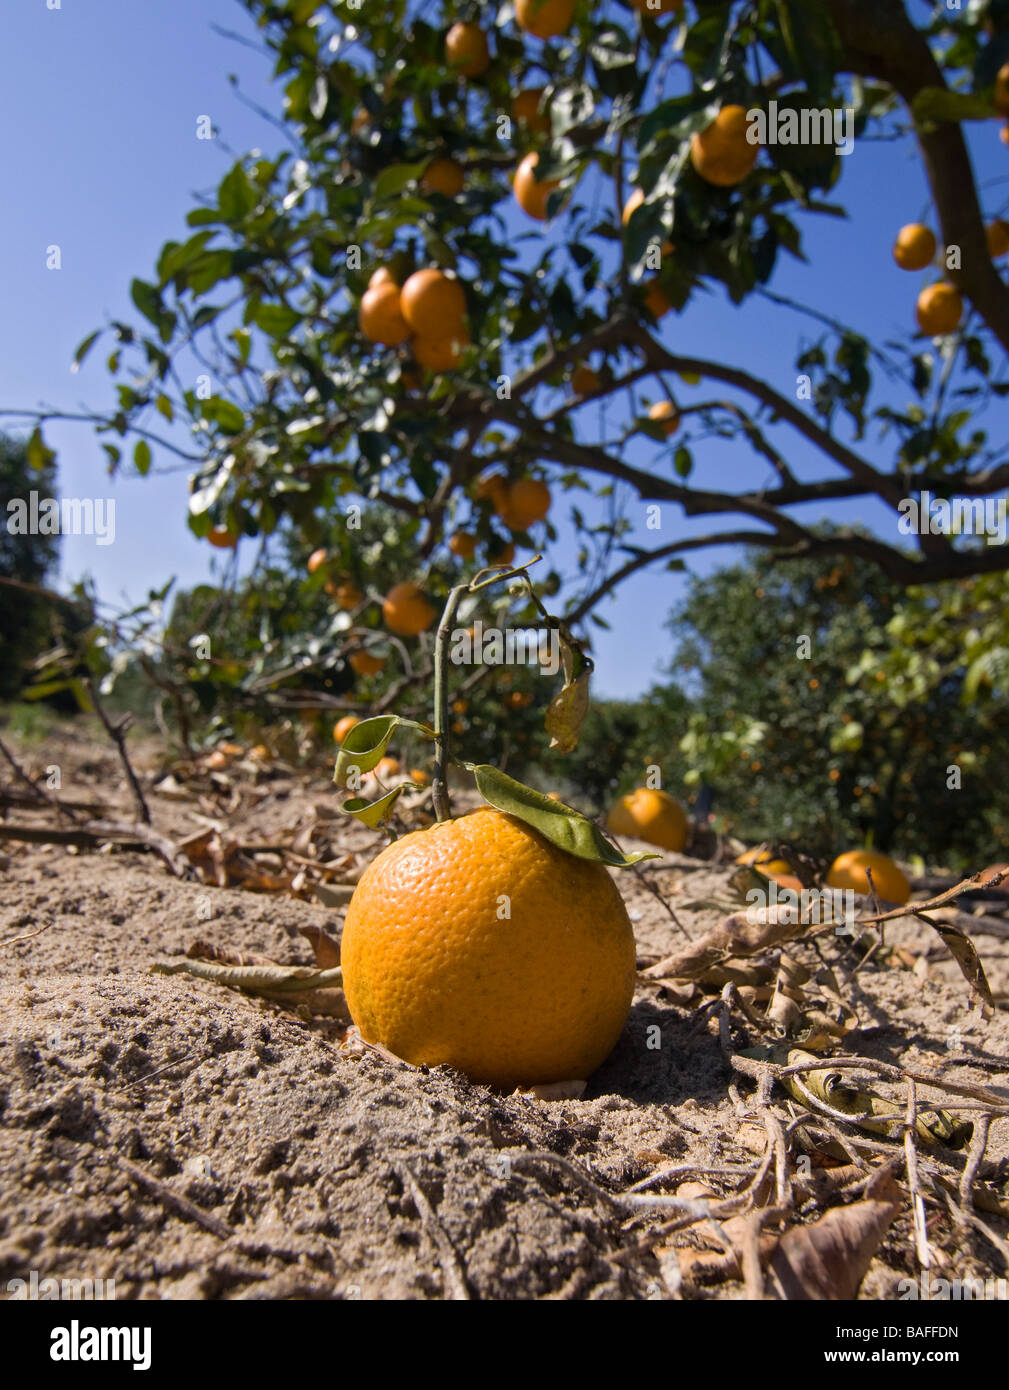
left=432, top=583, right=468, bottom=822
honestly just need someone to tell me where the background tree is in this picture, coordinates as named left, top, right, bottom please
left=0, top=434, right=61, bottom=700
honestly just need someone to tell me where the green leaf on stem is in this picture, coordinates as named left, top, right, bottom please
left=342, top=785, right=407, bottom=829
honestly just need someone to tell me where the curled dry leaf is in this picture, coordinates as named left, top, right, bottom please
left=767, top=1171, right=901, bottom=1300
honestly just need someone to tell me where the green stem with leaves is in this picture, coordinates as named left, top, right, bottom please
left=432, top=583, right=468, bottom=822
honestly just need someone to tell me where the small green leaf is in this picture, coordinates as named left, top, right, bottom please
left=218, top=163, right=257, bottom=221
left=342, top=786, right=407, bottom=829
left=251, top=302, right=300, bottom=337
left=334, top=715, right=434, bottom=787
left=473, top=765, right=659, bottom=867
left=130, top=278, right=163, bottom=327
left=134, top=439, right=152, bottom=475
left=26, top=426, right=54, bottom=472
left=71, top=329, right=101, bottom=373
left=912, top=88, right=996, bottom=126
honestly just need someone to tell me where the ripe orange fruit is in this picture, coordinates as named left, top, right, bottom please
left=735, top=847, right=794, bottom=883
left=376, top=755, right=401, bottom=779
left=383, top=581, right=437, bottom=636
left=571, top=363, right=600, bottom=395
left=421, top=157, right=464, bottom=197
left=893, top=223, right=936, bottom=271
left=448, top=531, right=477, bottom=560
left=512, top=87, right=550, bottom=134
left=607, top=787, right=687, bottom=852
left=649, top=400, right=679, bottom=436
left=400, top=268, right=467, bottom=338
left=368, top=267, right=398, bottom=289
left=987, top=218, right=1009, bottom=258
left=206, top=526, right=238, bottom=549
left=515, top=0, right=576, bottom=40
left=507, top=690, right=533, bottom=709
left=452, top=698, right=468, bottom=715
left=690, top=105, right=759, bottom=187
left=514, top=152, right=560, bottom=220
left=496, top=476, right=552, bottom=530
left=475, top=469, right=508, bottom=501
left=349, top=650, right=384, bottom=677
left=826, top=849, right=910, bottom=904
left=916, top=282, right=963, bottom=335
left=622, top=187, right=645, bottom=224
left=358, top=282, right=411, bottom=346
left=1001, top=122, right=1009, bottom=146
left=445, top=21, right=490, bottom=77
left=996, top=61, right=1009, bottom=116
left=644, top=279, right=672, bottom=319
left=326, top=579, right=364, bottom=609
left=307, top=547, right=328, bottom=574
left=340, top=807, right=636, bottom=1085
left=409, top=768, right=430, bottom=787
left=413, top=331, right=469, bottom=372
left=334, top=715, right=360, bottom=744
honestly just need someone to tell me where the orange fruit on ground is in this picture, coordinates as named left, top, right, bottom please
left=512, top=87, right=550, bottom=134
left=340, top=806, right=636, bottom=1085
left=413, top=331, right=469, bottom=372
left=409, top=768, right=431, bottom=787
left=515, top=0, right=576, bottom=40
left=452, top=698, right=468, bottom=715
left=996, top=61, right=1009, bottom=116
left=375, top=756, right=401, bottom=779
left=358, top=282, right=411, bottom=346
left=445, top=21, right=490, bottom=77
left=735, top=846, right=796, bottom=886
left=622, top=187, right=645, bottom=224
left=448, top=531, right=477, bottom=560
left=571, top=364, right=600, bottom=395
left=892, top=223, right=936, bottom=271
left=916, top=282, right=963, bottom=335
left=400, top=268, right=467, bottom=338
left=421, top=157, right=465, bottom=197
left=644, top=279, right=672, bottom=319
left=496, top=476, right=552, bottom=530
left=649, top=400, right=679, bottom=436
left=514, top=152, right=560, bottom=220
left=249, top=743, right=270, bottom=761
left=205, top=749, right=230, bottom=770
left=383, top=581, right=437, bottom=636
left=987, top=219, right=1009, bottom=258
left=349, top=650, right=384, bottom=677
left=307, top=547, right=328, bottom=574
left=368, top=267, right=398, bottom=289
left=607, top=787, right=688, bottom=852
left=690, top=105, right=760, bottom=187
left=334, top=715, right=360, bottom=744
left=826, top=849, right=910, bottom=905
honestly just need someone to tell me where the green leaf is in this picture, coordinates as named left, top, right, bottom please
left=334, top=715, right=434, bottom=786
left=130, top=278, right=163, bottom=328
left=472, top=765, right=659, bottom=867
left=26, top=426, right=54, bottom=472
left=134, top=439, right=152, bottom=475
left=341, top=786, right=407, bottom=829
left=250, top=302, right=300, bottom=337
left=218, top=164, right=257, bottom=222
left=912, top=88, right=996, bottom=126
left=373, top=160, right=429, bottom=201
left=71, top=329, right=101, bottom=373
left=156, top=393, right=174, bottom=422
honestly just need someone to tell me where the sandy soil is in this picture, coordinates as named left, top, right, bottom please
left=1, top=724, right=1007, bottom=1300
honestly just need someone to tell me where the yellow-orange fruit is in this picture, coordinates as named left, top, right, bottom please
left=916, top=282, right=963, bottom=335
left=826, top=849, right=910, bottom=904
left=349, top=650, right=384, bottom=677
left=515, top=0, right=576, bottom=40
left=207, top=526, right=238, bottom=548
left=358, top=282, right=411, bottom=345
left=512, top=87, right=550, bottom=134
left=986, top=219, right=1009, bottom=258
left=606, top=787, right=688, bottom=852
left=383, top=581, right=437, bottom=636
left=514, top=152, right=560, bottom=220
left=326, top=579, right=364, bottom=609
left=448, top=531, right=477, bottom=560
left=334, top=715, right=360, bottom=744
left=376, top=756, right=401, bottom=779
left=622, top=188, right=645, bottom=224
left=893, top=223, right=936, bottom=271
left=496, top=477, right=552, bottom=530
left=996, top=61, right=1009, bottom=116
left=400, top=268, right=467, bottom=338
left=690, top=105, right=760, bottom=187
left=649, top=400, right=680, bottom=437
left=307, top=547, right=328, bottom=574
left=644, top=279, right=672, bottom=319
left=368, top=267, right=398, bottom=289
left=445, top=22, right=490, bottom=77
left=413, top=332, right=469, bottom=372
left=421, top=157, right=465, bottom=197
left=409, top=768, right=431, bottom=786
left=340, top=807, right=636, bottom=1086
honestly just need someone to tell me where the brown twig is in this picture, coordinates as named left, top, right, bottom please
left=86, top=677, right=151, bottom=824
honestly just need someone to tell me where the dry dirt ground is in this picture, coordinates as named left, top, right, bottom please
left=1, top=723, right=1007, bottom=1301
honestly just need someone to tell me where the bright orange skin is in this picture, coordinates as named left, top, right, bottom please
left=691, top=105, right=760, bottom=187
left=736, top=847, right=796, bottom=888
left=307, top=547, right=328, bottom=574
left=448, top=531, right=477, bottom=560
left=607, top=788, right=688, bottom=852
left=358, top=282, right=411, bottom=345
left=916, top=282, right=963, bottom=335
left=893, top=223, right=936, bottom=271
left=515, top=0, right=576, bottom=40
left=421, top=157, right=465, bottom=197
left=328, top=580, right=363, bottom=610
left=644, top=279, right=672, bottom=319
left=383, top=581, right=437, bottom=636
left=340, top=807, right=637, bottom=1086
left=334, top=715, right=360, bottom=744
left=996, top=61, right=1009, bottom=116
left=649, top=400, right=679, bottom=436
left=349, top=650, right=384, bottom=677
left=409, top=768, right=431, bottom=786
left=622, top=188, right=645, bottom=225
left=512, top=87, right=550, bottom=134
left=826, top=849, right=910, bottom=905
left=496, top=477, right=551, bottom=530
left=987, top=219, right=1009, bottom=258
left=400, top=269, right=467, bottom=339
left=445, top=22, right=490, bottom=77
left=514, top=152, right=559, bottom=220
left=413, top=332, right=468, bottom=372
left=207, top=526, right=238, bottom=548
left=368, top=267, right=398, bottom=289
left=376, top=756, right=401, bottom=779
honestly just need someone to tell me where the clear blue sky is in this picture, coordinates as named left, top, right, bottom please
left=3, top=1, right=1007, bottom=696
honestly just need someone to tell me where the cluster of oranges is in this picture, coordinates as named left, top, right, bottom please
left=358, top=265, right=470, bottom=373
left=893, top=217, right=1009, bottom=336
left=446, top=472, right=553, bottom=568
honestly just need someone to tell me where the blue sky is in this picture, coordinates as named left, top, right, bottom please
left=3, top=1, right=1007, bottom=697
